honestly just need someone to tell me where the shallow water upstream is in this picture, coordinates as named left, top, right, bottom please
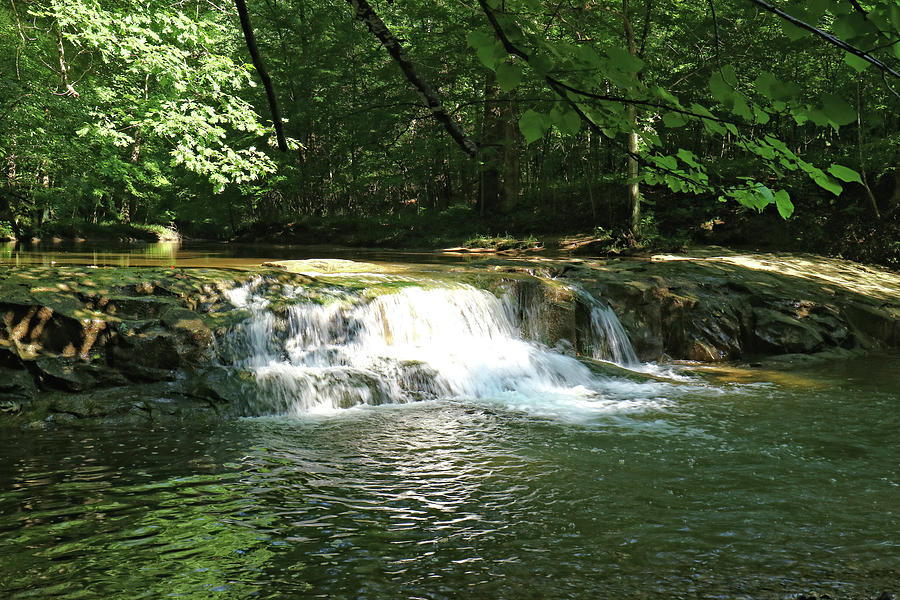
left=0, top=240, right=472, bottom=268
left=1, top=352, right=898, bottom=599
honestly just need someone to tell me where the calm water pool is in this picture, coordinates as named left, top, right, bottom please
left=1, top=353, right=897, bottom=599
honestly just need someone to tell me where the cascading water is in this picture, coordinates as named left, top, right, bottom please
left=221, top=276, right=653, bottom=415
left=560, top=286, right=640, bottom=367
left=585, top=303, right=640, bottom=367
left=589, top=305, right=640, bottom=366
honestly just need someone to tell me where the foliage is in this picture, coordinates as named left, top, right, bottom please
left=1, top=0, right=898, bottom=265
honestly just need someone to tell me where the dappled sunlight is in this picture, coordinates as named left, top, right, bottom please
left=652, top=250, right=900, bottom=301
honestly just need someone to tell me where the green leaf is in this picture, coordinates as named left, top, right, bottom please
left=703, top=119, right=727, bottom=136
left=732, top=95, right=753, bottom=121
left=774, top=189, right=794, bottom=219
left=844, top=52, right=870, bottom=73
left=822, top=94, right=856, bottom=127
left=805, top=0, right=829, bottom=22
left=806, top=109, right=829, bottom=127
left=709, top=72, right=733, bottom=104
left=828, top=164, right=863, bottom=184
left=833, top=13, right=871, bottom=39
left=529, top=54, right=555, bottom=76
left=754, top=183, right=774, bottom=204
left=496, top=62, right=522, bottom=93
left=813, top=173, right=843, bottom=196
left=891, top=3, right=900, bottom=30
left=606, top=47, right=644, bottom=73
left=656, top=155, right=678, bottom=171
left=720, top=64, right=738, bottom=87
left=551, top=106, right=582, bottom=136
left=780, top=20, right=810, bottom=40
left=466, top=31, right=493, bottom=49
left=519, top=109, right=548, bottom=144
left=654, top=86, right=680, bottom=106
left=754, top=71, right=778, bottom=99
left=477, top=41, right=505, bottom=70
left=576, top=45, right=602, bottom=67
left=662, top=112, right=687, bottom=128
left=676, top=148, right=700, bottom=168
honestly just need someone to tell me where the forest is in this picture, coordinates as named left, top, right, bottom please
left=2, top=0, right=899, bottom=265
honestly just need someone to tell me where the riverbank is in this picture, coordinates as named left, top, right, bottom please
left=0, top=222, right=181, bottom=244
left=9, top=204, right=898, bottom=271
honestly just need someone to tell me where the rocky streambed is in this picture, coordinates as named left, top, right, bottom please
left=1, top=251, right=898, bottom=425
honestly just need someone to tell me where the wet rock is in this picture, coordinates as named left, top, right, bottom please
left=35, top=385, right=222, bottom=424
left=0, top=400, right=23, bottom=414
left=0, top=265, right=251, bottom=423
left=561, top=251, right=900, bottom=362
left=750, top=308, right=825, bottom=354
left=515, top=279, right=576, bottom=348
left=2, top=252, right=900, bottom=424
left=842, top=302, right=900, bottom=347
left=30, top=357, right=100, bottom=392
left=111, top=330, right=183, bottom=371
left=101, top=296, right=171, bottom=320
left=185, top=367, right=255, bottom=409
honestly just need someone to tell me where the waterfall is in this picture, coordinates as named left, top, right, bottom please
left=567, top=287, right=639, bottom=367
left=588, top=305, right=640, bottom=367
left=221, top=277, right=643, bottom=414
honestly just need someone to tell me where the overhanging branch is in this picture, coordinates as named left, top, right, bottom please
left=748, top=0, right=900, bottom=79
left=234, top=0, right=288, bottom=152
left=347, top=0, right=479, bottom=157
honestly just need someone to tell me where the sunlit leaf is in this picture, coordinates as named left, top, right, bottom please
left=828, top=164, right=863, bottom=184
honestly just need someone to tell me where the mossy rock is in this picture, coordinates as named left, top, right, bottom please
left=263, top=259, right=396, bottom=274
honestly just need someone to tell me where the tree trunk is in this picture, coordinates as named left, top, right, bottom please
left=125, top=130, right=141, bottom=224
left=500, top=89, right=520, bottom=214
left=55, top=23, right=78, bottom=97
left=479, top=71, right=502, bottom=216
left=586, top=130, right=598, bottom=224
left=623, top=0, right=642, bottom=232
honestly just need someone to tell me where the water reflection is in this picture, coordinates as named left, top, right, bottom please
left=0, top=241, right=222, bottom=268
left=0, top=240, right=484, bottom=269
left=0, top=428, right=301, bottom=599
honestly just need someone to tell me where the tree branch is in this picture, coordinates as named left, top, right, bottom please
left=234, top=0, right=288, bottom=151
left=476, top=0, right=709, bottom=192
left=346, top=0, right=479, bottom=157
left=748, top=0, right=900, bottom=79
left=637, top=0, right=654, bottom=58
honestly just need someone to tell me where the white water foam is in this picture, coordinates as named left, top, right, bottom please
left=222, top=279, right=676, bottom=416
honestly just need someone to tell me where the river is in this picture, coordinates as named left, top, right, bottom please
left=0, top=241, right=898, bottom=598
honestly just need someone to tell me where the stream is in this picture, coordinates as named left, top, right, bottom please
left=0, top=242, right=898, bottom=598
